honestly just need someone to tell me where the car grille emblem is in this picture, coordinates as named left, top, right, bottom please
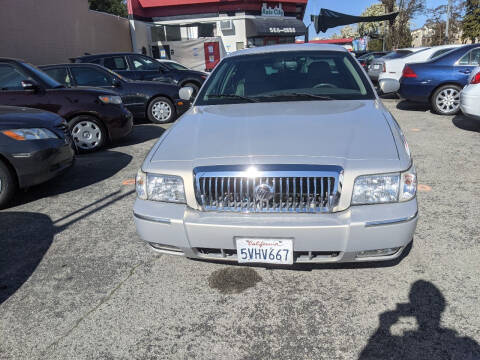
left=254, top=183, right=274, bottom=202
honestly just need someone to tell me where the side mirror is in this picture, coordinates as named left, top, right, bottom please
left=179, top=86, right=194, bottom=101
left=112, top=79, right=122, bottom=88
left=21, top=80, right=38, bottom=91
left=379, top=78, right=400, bottom=94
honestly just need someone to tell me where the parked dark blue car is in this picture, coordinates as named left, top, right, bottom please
left=399, top=44, right=480, bottom=115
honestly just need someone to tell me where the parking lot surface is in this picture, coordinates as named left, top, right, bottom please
left=1, top=100, right=480, bottom=359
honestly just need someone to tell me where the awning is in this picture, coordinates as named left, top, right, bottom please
left=245, top=18, right=306, bottom=37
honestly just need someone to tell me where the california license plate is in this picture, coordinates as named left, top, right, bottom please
left=236, top=238, right=293, bottom=265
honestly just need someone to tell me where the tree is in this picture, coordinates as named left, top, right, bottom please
left=340, top=25, right=359, bottom=39
left=88, top=0, right=127, bottom=18
left=380, top=0, right=426, bottom=49
left=462, top=0, right=480, bottom=43
left=358, top=4, right=387, bottom=38
left=425, top=1, right=463, bottom=46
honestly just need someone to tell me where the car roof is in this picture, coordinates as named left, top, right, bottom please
left=40, top=63, right=104, bottom=68
left=227, top=43, right=348, bottom=58
left=74, top=52, right=136, bottom=60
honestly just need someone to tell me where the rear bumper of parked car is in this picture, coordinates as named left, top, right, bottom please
left=7, top=138, right=75, bottom=189
left=133, top=199, right=418, bottom=264
left=460, top=86, right=480, bottom=120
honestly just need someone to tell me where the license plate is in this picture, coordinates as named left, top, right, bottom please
left=236, top=238, right=293, bottom=265
left=374, top=64, right=380, bottom=69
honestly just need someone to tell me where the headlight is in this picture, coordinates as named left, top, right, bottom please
left=136, top=170, right=186, bottom=203
left=98, top=95, right=122, bottom=105
left=1, top=128, right=58, bottom=140
left=352, top=165, right=416, bottom=205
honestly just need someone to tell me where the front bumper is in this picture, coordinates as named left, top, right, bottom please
left=6, top=138, right=75, bottom=189
left=106, top=107, right=134, bottom=141
left=133, top=199, right=418, bottom=264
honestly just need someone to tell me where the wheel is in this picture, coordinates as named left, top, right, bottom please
left=431, top=85, right=461, bottom=115
left=147, top=97, right=176, bottom=124
left=0, top=160, right=17, bottom=209
left=69, top=115, right=106, bottom=153
left=183, top=82, right=200, bottom=97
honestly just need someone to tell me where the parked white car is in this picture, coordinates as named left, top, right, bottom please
left=378, top=45, right=462, bottom=93
left=460, top=67, right=480, bottom=119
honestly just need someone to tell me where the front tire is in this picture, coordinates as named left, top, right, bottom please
left=0, top=160, right=17, bottom=209
left=69, top=115, right=106, bottom=153
left=431, top=85, right=461, bottom=115
left=147, top=97, right=176, bottom=124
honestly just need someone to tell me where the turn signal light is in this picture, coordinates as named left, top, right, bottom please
left=402, top=65, right=417, bottom=78
left=471, top=72, right=480, bottom=84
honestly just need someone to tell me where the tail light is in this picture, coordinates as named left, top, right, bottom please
left=471, top=72, right=480, bottom=84
left=402, top=65, right=417, bottom=78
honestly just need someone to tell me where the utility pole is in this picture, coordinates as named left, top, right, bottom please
left=445, top=0, right=452, bottom=44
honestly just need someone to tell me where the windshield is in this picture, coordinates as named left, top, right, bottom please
left=195, top=50, right=375, bottom=106
left=23, top=62, right=63, bottom=88
left=160, top=61, right=189, bottom=71
left=382, top=50, right=413, bottom=60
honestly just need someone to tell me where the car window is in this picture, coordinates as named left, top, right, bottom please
left=196, top=50, right=374, bottom=105
left=42, top=67, right=72, bottom=87
left=458, top=48, right=480, bottom=66
left=103, top=56, right=128, bottom=71
left=0, top=63, right=33, bottom=90
left=430, top=48, right=454, bottom=59
left=162, top=61, right=189, bottom=71
left=132, top=55, right=159, bottom=71
left=71, top=67, right=112, bottom=87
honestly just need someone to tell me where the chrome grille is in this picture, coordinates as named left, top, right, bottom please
left=194, top=165, right=343, bottom=213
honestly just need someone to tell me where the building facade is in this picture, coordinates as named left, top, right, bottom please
left=0, top=0, right=132, bottom=65
left=127, top=0, right=308, bottom=68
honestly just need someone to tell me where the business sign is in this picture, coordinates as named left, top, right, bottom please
left=261, top=3, right=284, bottom=17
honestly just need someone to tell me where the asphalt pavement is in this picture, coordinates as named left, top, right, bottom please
left=1, top=100, right=480, bottom=359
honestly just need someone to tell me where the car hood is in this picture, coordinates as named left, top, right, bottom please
left=150, top=100, right=398, bottom=163
left=0, top=106, right=64, bottom=129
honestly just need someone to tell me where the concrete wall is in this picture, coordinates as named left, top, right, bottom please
left=0, top=0, right=132, bottom=65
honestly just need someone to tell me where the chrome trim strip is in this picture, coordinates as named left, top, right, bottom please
left=364, top=211, right=418, bottom=227
left=133, top=212, right=171, bottom=224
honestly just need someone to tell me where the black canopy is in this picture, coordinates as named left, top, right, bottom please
left=312, top=8, right=399, bottom=33
left=245, top=18, right=307, bottom=37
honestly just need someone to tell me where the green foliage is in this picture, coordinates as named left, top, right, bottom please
left=462, top=0, right=480, bottom=43
left=368, top=38, right=384, bottom=51
left=88, top=0, right=127, bottom=18
left=358, top=4, right=386, bottom=37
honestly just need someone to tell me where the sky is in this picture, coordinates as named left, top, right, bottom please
left=304, top=0, right=450, bottom=39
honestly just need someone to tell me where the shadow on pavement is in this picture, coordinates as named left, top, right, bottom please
left=358, top=280, right=480, bottom=359
left=452, top=114, right=480, bottom=133
left=0, top=190, right=135, bottom=305
left=0, top=212, right=55, bottom=304
left=112, top=123, right=167, bottom=148
left=396, top=100, right=432, bottom=113
left=7, top=150, right=132, bottom=208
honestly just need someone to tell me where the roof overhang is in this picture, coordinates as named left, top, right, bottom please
left=245, top=17, right=306, bottom=37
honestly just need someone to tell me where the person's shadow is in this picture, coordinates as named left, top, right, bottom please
left=359, top=280, right=480, bottom=359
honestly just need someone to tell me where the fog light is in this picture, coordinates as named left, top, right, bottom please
left=356, top=247, right=401, bottom=258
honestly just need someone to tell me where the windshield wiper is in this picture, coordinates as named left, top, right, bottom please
left=279, top=92, right=334, bottom=100
left=207, top=94, right=259, bottom=103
